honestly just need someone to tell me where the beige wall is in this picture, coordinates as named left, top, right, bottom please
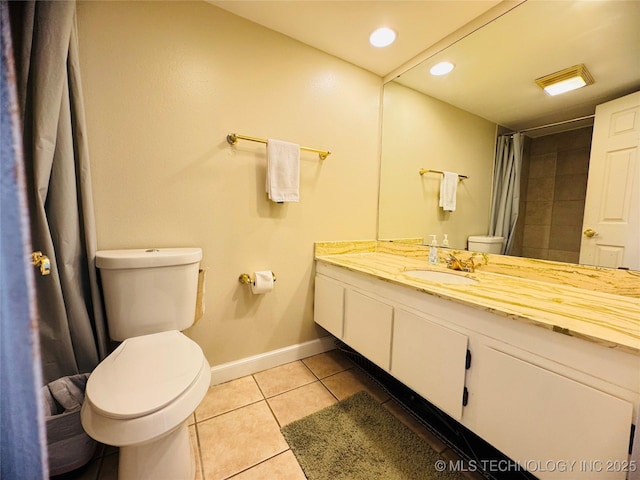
left=378, top=82, right=497, bottom=249
left=76, top=1, right=381, bottom=366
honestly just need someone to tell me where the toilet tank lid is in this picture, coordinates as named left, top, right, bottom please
left=96, top=248, right=202, bottom=269
left=468, top=236, right=504, bottom=244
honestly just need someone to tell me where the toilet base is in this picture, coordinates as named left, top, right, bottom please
left=119, top=421, right=195, bottom=480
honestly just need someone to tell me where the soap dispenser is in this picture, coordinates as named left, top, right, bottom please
left=442, top=234, right=449, bottom=248
left=428, top=235, right=438, bottom=265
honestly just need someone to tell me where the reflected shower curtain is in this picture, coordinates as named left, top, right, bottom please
left=9, top=0, right=107, bottom=383
left=489, top=133, right=523, bottom=255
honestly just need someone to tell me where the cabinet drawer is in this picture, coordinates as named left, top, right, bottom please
left=344, top=289, right=393, bottom=370
left=314, top=275, right=345, bottom=338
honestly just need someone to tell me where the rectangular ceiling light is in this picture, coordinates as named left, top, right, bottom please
left=535, top=64, right=594, bottom=96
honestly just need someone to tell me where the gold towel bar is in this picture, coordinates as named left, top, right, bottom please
left=419, top=168, right=468, bottom=180
left=227, top=133, right=331, bottom=160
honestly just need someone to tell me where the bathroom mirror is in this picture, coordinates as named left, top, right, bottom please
left=378, top=0, right=640, bottom=266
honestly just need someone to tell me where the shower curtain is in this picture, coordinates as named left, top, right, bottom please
left=9, top=0, right=108, bottom=383
left=489, top=133, right=523, bottom=255
left=1, top=2, right=47, bottom=476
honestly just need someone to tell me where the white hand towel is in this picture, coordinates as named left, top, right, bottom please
left=439, top=171, right=458, bottom=212
left=266, top=139, right=300, bottom=203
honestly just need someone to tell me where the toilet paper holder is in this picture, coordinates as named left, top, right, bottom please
left=238, top=272, right=276, bottom=285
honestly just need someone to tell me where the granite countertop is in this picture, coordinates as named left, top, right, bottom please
left=315, top=241, right=640, bottom=355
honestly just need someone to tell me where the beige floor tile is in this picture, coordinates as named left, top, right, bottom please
left=382, top=400, right=448, bottom=453
left=267, top=381, right=337, bottom=427
left=189, top=425, right=203, bottom=480
left=228, top=451, right=306, bottom=480
left=198, top=401, right=288, bottom=480
left=302, top=349, right=354, bottom=379
left=253, top=361, right=316, bottom=398
left=196, top=376, right=263, bottom=422
left=321, top=368, right=389, bottom=403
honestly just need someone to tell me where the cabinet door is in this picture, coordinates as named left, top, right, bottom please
left=391, top=309, right=468, bottom=420
left=313, top=275, right=344, bottom=338
left=473, top=347, right=633, bottom=480
left=344, top=289, right=393, bottom=370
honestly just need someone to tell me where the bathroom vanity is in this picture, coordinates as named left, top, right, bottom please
left=313, top=241, right=640, bottom=480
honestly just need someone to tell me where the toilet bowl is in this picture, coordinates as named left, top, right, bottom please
left=81, top=331, right=210, bottom=479
left=81, top=248, right=210, bottom=480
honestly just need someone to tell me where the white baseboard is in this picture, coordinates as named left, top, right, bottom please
left=209, top=336, right=337, bottom=386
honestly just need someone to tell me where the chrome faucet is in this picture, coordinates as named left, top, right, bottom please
left=445, top=253, right=486, bottom=273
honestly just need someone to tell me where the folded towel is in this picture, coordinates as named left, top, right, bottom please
left=266, top=139, right=300, bottom=202
left=439, top=171, right=458, bottom=212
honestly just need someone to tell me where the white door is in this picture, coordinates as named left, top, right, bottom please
left=580, top=91, right=640, bottom=269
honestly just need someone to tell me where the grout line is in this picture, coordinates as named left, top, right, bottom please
left=193, top=422, right=205, bottom=480
left=259, top=379, right=317, bottom=400
left=222, top=449, right=292, bottom=480
left=318, top=377, right=340, bottom=402
left=194, top=397, right=265, bottom=425
left=251, top=373, right=268, bottom=400
left=263, top=396, right=284, bottom=430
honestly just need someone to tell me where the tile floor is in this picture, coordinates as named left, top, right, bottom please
left=54, top=349, right=484, bottom=480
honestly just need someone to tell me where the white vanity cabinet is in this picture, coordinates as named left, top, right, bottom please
left=314, top=261, right=639, bottom=480
left=343, top=290, right=393, bottom=370
left=391, top=309, right=468, bottom=421
left=470, top=346, right=633, bottom=480
left=313, top=274, right=345, bottom=338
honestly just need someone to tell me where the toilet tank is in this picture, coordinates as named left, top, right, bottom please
left=467, top=236, right=504, bottom=254
left=96, top=248, right=202, bottom=341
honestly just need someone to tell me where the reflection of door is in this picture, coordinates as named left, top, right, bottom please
left=580, top=92, right=640, bottom=269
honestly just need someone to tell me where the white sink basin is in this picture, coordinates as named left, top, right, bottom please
left=402, top=269, right=478, bottom=285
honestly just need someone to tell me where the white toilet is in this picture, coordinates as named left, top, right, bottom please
left=81, top=248, right=210, bottom=480
left=467, top=235, right=504, bottom=254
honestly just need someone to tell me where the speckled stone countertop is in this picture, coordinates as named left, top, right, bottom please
left=314, top=240, right=640, bottom=355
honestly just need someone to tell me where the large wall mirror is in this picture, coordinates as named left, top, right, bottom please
left=378, top=0, right=639, bottom=268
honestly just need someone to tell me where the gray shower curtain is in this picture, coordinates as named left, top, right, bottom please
left=10, top=0, right=107, bottom=383
left=489, top=133, right=523, bottom=255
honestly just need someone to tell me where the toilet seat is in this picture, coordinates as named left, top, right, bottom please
left=86, top=330, right=204, bottom=420
left=81, top=330, right=211, bottom=447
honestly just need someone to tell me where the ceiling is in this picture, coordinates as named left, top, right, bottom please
left=210, top=0, right=640, bottom=133
left=393, top=0, right=640, bottom=133
left=209, top=0, right=505, bottom=76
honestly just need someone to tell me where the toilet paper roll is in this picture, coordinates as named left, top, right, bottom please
left=251, top=270, right=274, bottom=294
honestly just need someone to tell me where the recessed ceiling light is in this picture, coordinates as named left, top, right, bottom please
left=430, top=61, right=455, bottom=76
left=535, top=64, right=594, bottom=96
left=369, top=27, right=396, bottom=48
